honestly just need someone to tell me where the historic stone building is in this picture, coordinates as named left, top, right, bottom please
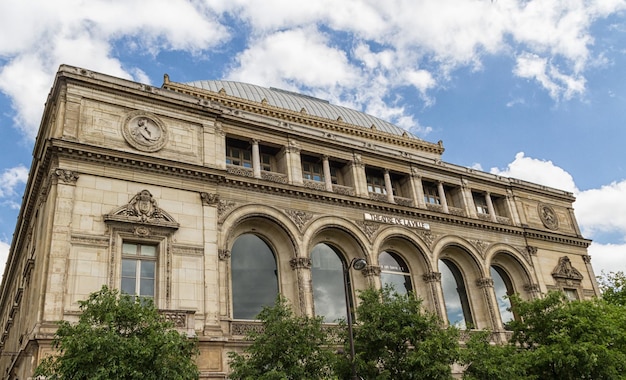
left=0, top=65, right=598, bottom=378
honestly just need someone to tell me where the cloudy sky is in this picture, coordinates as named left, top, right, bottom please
left=1, top=0, right=625, bottom=278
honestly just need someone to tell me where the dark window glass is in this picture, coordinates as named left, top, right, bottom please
left=423, top=182, right=440, bottom=205
left=379, top=251, right=412, bottom=295
left=311, top=243, right=348, bottom=323
left=491, top=266, right=514, bottom=325
left=473, top=193, right=489, bottom=214
left=231, top=234, right=278, bottom=320
left=440, top=259, right=473, bottom=328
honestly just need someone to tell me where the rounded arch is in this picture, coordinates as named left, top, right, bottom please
left=302, top=216, right=370, bottom=262
left=433, top=237, right=486, bottom=329
left=486, top=246, right=534, bottom=301
left=221, top=204, right=300, bottom=258
left=371, top=226, right=432, bottom=272
left=221, top=205, right=301, bottom=319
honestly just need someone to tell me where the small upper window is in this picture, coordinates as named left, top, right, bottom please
left=423, top=181, right=440, bottom=205
left=473, top=193, right=489, bottom=214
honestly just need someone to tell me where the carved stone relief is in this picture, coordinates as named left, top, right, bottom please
left=355, top=220, right=380, bottom=240
left=217, top=200, right=237, bottom=224
left=200, top=192, right=220, bottom=206
left=121, top=111, right=168, bottom=152
left=538, top=202, right=559, bottom=230
left=104, top=190, right=179, bottom=228
left=284, top=209, right=314, bottom=231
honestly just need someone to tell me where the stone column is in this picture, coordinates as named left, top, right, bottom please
left=423, top=271, right=445, bottom=322
left=437, top=181, right=449, bottom=213
left=461, top=180, right=477, bottom=218
left=505, top=190, right=521, bottom=226
left=322, top=155, right=333, bottom=191
left=384, top=169, right=395, bottom=203
left=477, top=277, right=499, bottom=330
left=362, top=265, right=382, bottom=289
left=42, top=169, right=79, bottom=323
left=290, top=257, right=314, bottom=317
left=410, top=167, right=426, bottom=209
left=485, top=192, right=498, bottom=222
left=350, top=153, right=368, bottom=197
left=251, top=139, right=261, bottom=179
left=200, top=192, right=222, bottom=336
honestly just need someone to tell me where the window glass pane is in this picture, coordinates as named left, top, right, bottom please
left=491, top=266, right=514, bottom=325
left=140, top=278, right=155, bottom=297
left=122, top=259, right=136, bottom=277
left=121, top=277, right=136, bottom=295
left=231, top=234, right=279, bottom=320
left=311, top=243, right=347, bottom=323
left=141, top=261, right=156, bottom=278
left=140, top=245, right=156, bottom=257
left=379, top=251, right=412, bottom=295
left=440, top=259, right=473, bottom=329
left=122, top=243, right=137, bottom=255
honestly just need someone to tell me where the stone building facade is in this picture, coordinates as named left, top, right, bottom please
left=0, top=65, right=597, bottom=379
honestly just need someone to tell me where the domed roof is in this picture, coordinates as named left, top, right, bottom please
left=184, top=80, right=419, bottom=139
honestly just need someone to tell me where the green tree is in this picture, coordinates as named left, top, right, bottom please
left=461, top=291, right=626, bottom=380
left=228, top=295, right=337, bottom=380
left=598, top=270, right=626, bottom=306
left=339, top=286, right=460, bottom=380
left=34, top=286, right=199, bottom=380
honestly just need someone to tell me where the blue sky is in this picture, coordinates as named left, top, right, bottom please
left=1, top=0, right=625, bottom=277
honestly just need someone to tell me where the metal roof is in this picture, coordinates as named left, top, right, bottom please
left=185, top=80, right=418, bottom=139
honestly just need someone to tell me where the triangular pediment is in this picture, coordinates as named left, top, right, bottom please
left=104, top=190, right=179, bottom=230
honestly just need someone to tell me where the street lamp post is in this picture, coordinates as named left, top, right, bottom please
left=343, top=257, right=367, bottom=380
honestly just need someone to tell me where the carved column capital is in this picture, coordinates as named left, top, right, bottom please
left=200, top=192, right=220, bottom=206
left=476, top=277, right=494, bottom=288
left=289, top=257, right=311, bottom=270
left=218, top=249, right=230, bottom=261
left=361, top=265, right=381, bottom=277
left=423, top=271, right=442, bottom=283
left=54, top=169, right=79, bottom=185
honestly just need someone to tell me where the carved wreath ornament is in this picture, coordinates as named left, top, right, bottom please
left=122, top=111, right=168, bottom=152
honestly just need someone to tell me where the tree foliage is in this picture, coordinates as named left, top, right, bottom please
left=598, top=270, right=626, bottom=307
left=228, top=295, right=337, bottom=380
left=341, top=286, right=460, bottom=380
left=34, top=286, right=199, bottom=380
left=461, top=291, right=626, bottom=380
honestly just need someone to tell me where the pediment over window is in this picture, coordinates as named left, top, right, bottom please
left=104, top=190, right=179, bottom=230
left=551, top=256, right=583, bottom=282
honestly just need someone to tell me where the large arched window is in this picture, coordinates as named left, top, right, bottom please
left=439, top=259, right=473, bottom=328
left=231, top=234, right=279, bottom=320
left=311, top=243, right=349, bottom=323
left=491, top=266, right=515, bottom=326
left=379, top=251, right=412, bottom=295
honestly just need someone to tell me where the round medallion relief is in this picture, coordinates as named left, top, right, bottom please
left=122, top=111, right=168, bottom=152
left=538, top=203, right=559, bottom=230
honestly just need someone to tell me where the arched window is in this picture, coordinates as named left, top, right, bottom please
left=311, top=243, right=349, bottom=323
left=231, top=234, right=278, bottom=320
left=379, top=251, right=412, bottom=295
left=439, top=259, right=473, bottom=328
left=491, top=266, right=515, bottom=325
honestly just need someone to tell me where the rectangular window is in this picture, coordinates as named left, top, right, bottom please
left=261, top=153, right=272, bottom=171
left=226, top=146, right=252, bottom=168
left=302, top=159, right=324, bottom=182
left=121, top=242, right=157, bottom=298
left=367, top=169, right=391, bottom=194
left=423, top=182, right=440, bottom=205
left=563, top=288, right=579, bottom=301
left=473, top=193, right=489, bottom=214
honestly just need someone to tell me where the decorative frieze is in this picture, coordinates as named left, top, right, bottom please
left=227, top=165, right=254, bottom=177
left=332, top=184, right=355, bottom=196
left=261, top=171, right=288, bottom=184
left=284, top=209, right=314, bottom=231
left=231, top=321, right=264, bottom=336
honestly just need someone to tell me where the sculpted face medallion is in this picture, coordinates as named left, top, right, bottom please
left=122, top=111, right=168, bottom=152
left=538, top=203, right=559, bottom=230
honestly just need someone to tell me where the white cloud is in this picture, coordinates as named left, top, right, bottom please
left=0, top=240, right=8, bottom=281
left=587, top=242, right=626, bottom=275
left=0, top=165, right=28, bottom=199
left=575, top=180, right=626, bottom=238
left=490, top=152, right=578, bottom=193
